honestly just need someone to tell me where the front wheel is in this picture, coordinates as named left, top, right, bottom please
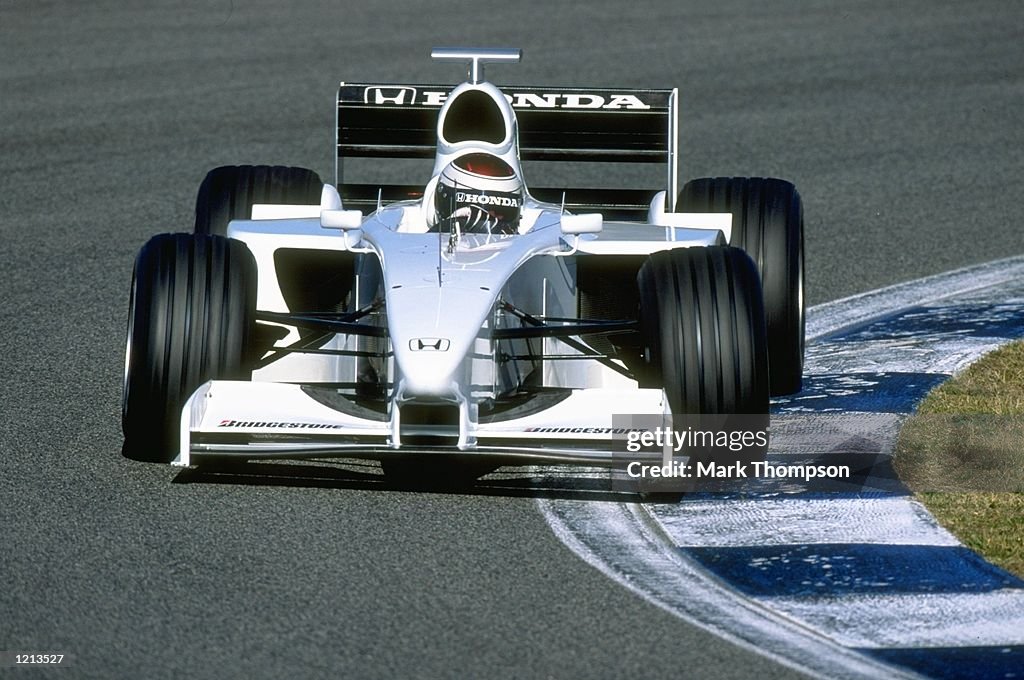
left=637, top=246, right=769, bottom=415
left=122, top=233, right=256, bottom=462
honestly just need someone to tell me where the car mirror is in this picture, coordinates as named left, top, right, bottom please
left=560, top=213, right=603, bottom=236
left=321, top=209, right=364, bottom=231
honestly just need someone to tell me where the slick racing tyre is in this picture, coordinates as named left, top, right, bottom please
left=122, top=233, right=257, bottom=462
left=637, top=246, right=769, bottom=416
left=677, top=177, right=804, bottom=395
left=194, top=165, right=324, bottom=236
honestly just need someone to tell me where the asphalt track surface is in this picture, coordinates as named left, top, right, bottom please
left=1, top=2, right=1022, bottom=678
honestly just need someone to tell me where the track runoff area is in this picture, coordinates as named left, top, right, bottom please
left=540, top=256, right=1024, bottom=679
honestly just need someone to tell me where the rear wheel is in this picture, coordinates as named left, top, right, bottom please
left=637, top=246, right=769, bottom=415
left=194, top=165, right=323, bottom=236
left=122, top=233, right=257, bottom=462
left=677, top=177, right=804, bottom=395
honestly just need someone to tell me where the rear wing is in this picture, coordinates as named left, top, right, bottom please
left=336, top=83, right=678, bottom=217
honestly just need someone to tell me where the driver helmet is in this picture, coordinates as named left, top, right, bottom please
left=434, top=153, right=523, bottom=234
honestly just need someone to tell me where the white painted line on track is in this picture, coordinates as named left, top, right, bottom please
left=768, top=591, right=1024, bottom=649
left=645, top=496, right=960, bottom=548
left=806, top=254, right=1024, bottom=341
left=538, top=256, right=1024, bottom=678
left=804, top=335, right=1012, bottom=376
left=538, top=497, right=916, bottom=680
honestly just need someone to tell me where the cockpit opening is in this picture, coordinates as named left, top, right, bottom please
left=441, top=90, right=508, bottom=144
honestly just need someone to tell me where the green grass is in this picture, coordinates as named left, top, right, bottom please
left=893, top=341, right=1024, bottom=578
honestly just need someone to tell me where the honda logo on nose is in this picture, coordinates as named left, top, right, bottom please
left=364, top=86, right=417, bottom=105
left=409, top=337, right=450, bottom=352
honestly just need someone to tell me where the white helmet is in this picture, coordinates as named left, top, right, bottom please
left=433, top=153, right=523, bottom=234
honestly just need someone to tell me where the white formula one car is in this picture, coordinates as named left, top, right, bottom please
left=122, top=48, right=804, bottom=478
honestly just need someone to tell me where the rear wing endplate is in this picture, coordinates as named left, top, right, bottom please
left=336, top=83, right=678, bottom=217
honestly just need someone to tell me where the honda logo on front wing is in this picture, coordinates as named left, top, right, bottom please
left=409, top=338, right=451, bottom=352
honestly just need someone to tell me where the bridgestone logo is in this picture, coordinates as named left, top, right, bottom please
left=456, top=192, right=520, bottom=207
left=218, top=419, right=344, bottom=430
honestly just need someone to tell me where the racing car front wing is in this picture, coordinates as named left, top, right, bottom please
left=176, top=380, right=667, bottom=467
